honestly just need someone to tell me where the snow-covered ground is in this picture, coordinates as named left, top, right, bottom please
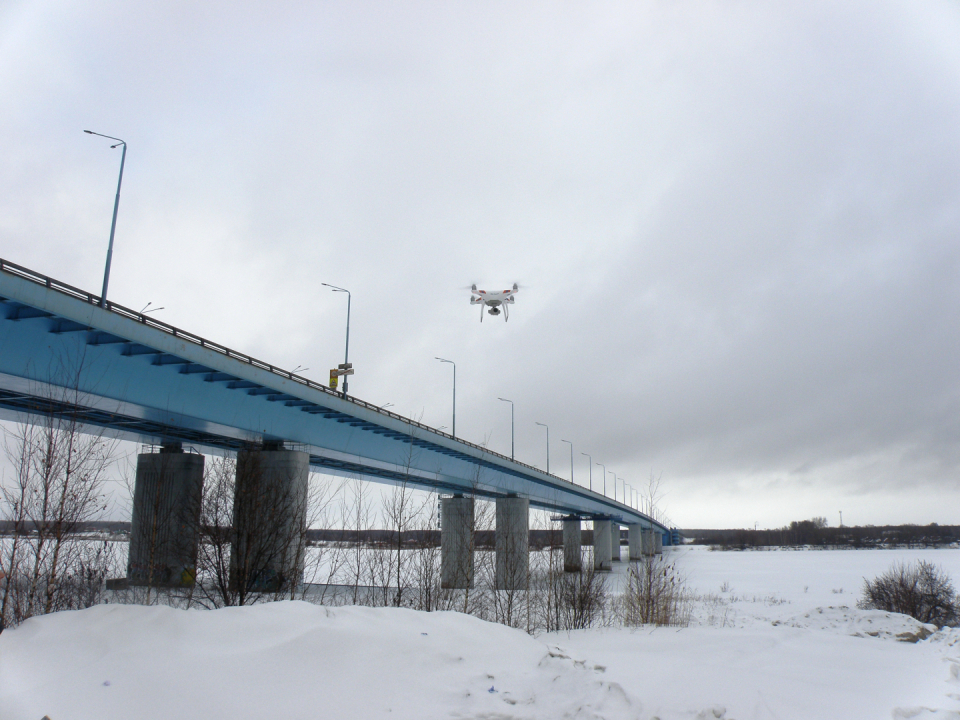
left=3, top=545, right=960, bottom=720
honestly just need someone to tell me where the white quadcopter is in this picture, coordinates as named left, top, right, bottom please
left=470, top=283, right=519, bottom=322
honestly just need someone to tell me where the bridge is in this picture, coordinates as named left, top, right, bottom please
left=0, top=258, right=672, bottom=591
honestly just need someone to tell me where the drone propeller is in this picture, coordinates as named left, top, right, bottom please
left=465, top=282, right=525, bottom=294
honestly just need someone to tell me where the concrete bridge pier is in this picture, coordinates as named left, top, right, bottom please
left=641, top=528, right=663, bottom=557
left=441, top=495, right=475, bottom=589
left=611, top=524, right=621, bottom=563
left=230, top=445, right=309, bottom=593
left=627, top=523, right=642, bottom=562
left=562, top=517, right=582, bottom=573
left=495, top=496, right=529, bottom=590
left=593, top=519, right=612, bottom=572
left=128, top=443, right=204, bottom=587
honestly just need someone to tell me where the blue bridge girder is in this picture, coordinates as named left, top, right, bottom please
left=0, top=258, right=669, bottom=532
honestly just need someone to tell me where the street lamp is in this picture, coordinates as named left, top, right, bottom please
left=560, top=439, right=573, bottom=483
left=596, top=462, right=606, bottom=496
left=535, top=422, right=549, bottom=474
left=321, top=283, right=351, bottom=396
left=498, top=398, right=514, bottom=459
left=84, top=130, right=127, bottom=308
left=581, top=452, right=592, bottom=492
left=435, top=357, right=456, bottom=438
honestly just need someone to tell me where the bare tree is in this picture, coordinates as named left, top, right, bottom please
left=380, top=439, right=433, bottom=608
left=558, top=564, right=609, bottom=630
left=0, top=423, right=33, bottom=627
left=408, top=494, right=442, bottom=612
left=338, top=476, right=375, bottom=605
left=527, top=518, right=563, bottom=633
left=190, top=447, right=312, bottom=608
left=298, top=471, right=348, bottom=606
left=641, top=472, right=664, bottom=522
left=190, top=454, right=235, bottom=607
left=0, top=370, right=116, bottom=627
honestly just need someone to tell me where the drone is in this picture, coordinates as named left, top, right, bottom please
left=470, top=283, right=519, bottom=322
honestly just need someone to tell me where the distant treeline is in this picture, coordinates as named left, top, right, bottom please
left=305, top=528, right=607, bottom=549
left=0, top=520, right=130, bottom=535
left=0, top=521, right=600, bottom=550
left=685, top=520, right=960, bottom=549
left=7, top=520, right=952, bottom=550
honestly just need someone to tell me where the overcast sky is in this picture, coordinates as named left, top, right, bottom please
left=3, top=0, right=960, bottom=528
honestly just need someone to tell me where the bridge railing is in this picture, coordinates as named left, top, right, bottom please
left=0, top=258, right=669, bottom=528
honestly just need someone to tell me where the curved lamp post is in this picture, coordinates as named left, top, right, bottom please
left=322, top=283, right=351, bottom=396
left=435, top=357, right=456, bottom=437
left=581, top=452, right=592, bottom=492
left=498, top=397, right=514, bottom=459
left=596, top=462, right=606, bottom=497
left=560, top=439, right=573, bottom=483
left=84, top=130, right=126, bottom=308
left=535, top=422, right=549, bottom=474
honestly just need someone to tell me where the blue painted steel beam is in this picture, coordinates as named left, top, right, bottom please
left=0, top=258, right=670, bottom=531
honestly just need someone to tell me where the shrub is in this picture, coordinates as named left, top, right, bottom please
left=858, top=560, right=958, bottom=627
left=620, top=555, right=690, bottom=627
left=558, top=565, right=609, bottom=630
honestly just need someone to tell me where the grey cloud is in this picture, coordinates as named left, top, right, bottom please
left=2, top=0, right=960, bottom=527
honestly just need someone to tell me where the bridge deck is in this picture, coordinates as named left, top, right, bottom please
left=0, top=258, right=667, bottom=531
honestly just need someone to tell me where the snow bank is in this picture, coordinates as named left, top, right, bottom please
left=4, top=546, right=960, bottom=719
left=0, top=602, right=635, bottom=720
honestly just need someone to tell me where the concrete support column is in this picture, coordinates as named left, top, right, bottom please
left=641, top=528, right=657, bottom=557
left=627, top=524, right=642, bottom=562
left=593, top=519, right=612, bottom=572
left=562, top=518, right=582, bottom=573
left=611, top=524, right=621, bottom=562
left=654, top=532, right=663, bottom=555
left=230, top=446, right=309, bottom=593
left=128, top=445, right=204, bottom=587
left=495, top=496, right=529, bottom=590
left=441, top=496, right=474, bottom=589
